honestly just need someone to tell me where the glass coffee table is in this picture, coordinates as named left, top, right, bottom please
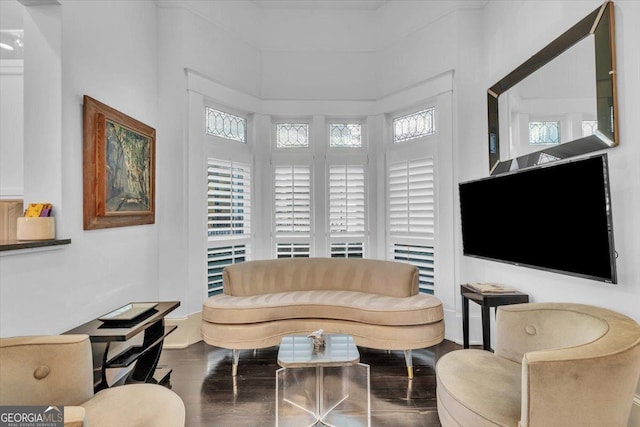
left=276, top=334, right=370, bottom=427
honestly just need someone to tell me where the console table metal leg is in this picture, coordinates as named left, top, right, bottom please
left=462, top=296, right=470, bottom=349
left=481, top=305, right=491, bottom=351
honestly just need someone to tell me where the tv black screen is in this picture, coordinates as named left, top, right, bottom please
left=459, top=154, right=617, bottom=283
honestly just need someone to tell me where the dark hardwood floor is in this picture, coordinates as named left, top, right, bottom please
left=159, top=339, right=463, bottom=426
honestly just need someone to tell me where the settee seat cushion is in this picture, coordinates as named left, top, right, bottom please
left=436, top=349, right=521, bottom=427
left=203, top=289, right=443, bottom=326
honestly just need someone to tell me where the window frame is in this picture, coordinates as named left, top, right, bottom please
left=204, top=102, right=254, bottom=297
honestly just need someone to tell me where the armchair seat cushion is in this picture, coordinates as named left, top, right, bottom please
left=436, top=349, right=521, bottom=427
left=82, top=384, right=185, bottom=427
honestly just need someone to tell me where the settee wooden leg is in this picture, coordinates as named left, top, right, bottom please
left=404, top=349, right=414, bottom=379
left=232, top=349, right=240, bottom=376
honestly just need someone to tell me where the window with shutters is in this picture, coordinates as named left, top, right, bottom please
left=204, top=106, right=253, bottom=296
left=388, top=157, right=435, bottom=294
left=206, top=151, right=252, bottom=296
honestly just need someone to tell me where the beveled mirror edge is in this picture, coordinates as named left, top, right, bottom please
left=487, top=0, right=617, bottom=175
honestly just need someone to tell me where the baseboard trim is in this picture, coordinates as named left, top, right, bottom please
left=163, top=311, right=203, bottom=349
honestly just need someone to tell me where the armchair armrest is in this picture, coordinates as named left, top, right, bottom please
left=521, top=345, right=640, bottom=426
left=0, top=335, right=94, bottom=406
left=64, top=406, right=86, bottom=427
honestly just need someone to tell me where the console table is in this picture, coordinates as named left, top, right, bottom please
left=461, top=285, right=529, bottom=351
left=65, top=301, right=179, bottom=391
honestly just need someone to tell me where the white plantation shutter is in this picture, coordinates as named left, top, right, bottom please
left=388, top=157, right=434, bottom=238
left=276, top=243, right=311, bottom=258
left=207, top=245, right=250, bottom=296
left=331, top=242, right=364, bottom=258
left=274, top=166, right=311, bottom=235
left=207, top=159, right=251, bottom=237
left=329, top=165, right=365, bottom=235
left=388, top=156, right=436, bottom=294
left=392, top=244, right=434, bottom=294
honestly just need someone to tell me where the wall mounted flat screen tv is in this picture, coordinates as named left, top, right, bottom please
left=459, top=153, right=617, bottom=283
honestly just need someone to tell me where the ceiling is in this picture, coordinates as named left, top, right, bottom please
left=251, top=0, right=389, bottom=10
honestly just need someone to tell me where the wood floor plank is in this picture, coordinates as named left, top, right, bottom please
left=160, top=339, right=463, bottom=426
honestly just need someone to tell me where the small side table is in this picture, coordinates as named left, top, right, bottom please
left=461, top=284, right=529, bottom=351
left=276, top=334, right=370, bottom=427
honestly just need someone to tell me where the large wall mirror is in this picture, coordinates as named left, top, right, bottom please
left=488, top=0, right=617, bottom=175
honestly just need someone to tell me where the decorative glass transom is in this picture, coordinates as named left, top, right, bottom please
left=276, top=123, right=309, bottom=148
left=329, top=124, right=362, bottom=148
left=393, top=108, right=435, bottom=143
left=529, top=121, right=560, bottom=144
left=205, top=107, right=247, bottom=143
left=582, top=120, right=598, bottom=137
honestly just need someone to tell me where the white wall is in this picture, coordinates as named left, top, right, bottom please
left=0, top=0, right=159, bottom=336
left=460, top=0, right=640, bottom=326
left=0, top=61, right=23, bottom=199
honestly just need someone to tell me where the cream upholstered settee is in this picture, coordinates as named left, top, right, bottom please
left=0, top=334, right=185, bottom=427
left=436, top=303, right=640, bottom=427
left=202, top=258, right=444, bottom=378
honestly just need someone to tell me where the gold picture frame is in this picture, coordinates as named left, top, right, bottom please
left=83, top=95, right=155, bottom=230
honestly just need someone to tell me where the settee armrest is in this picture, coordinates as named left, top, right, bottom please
left=64, top=406, right=86, bottom=427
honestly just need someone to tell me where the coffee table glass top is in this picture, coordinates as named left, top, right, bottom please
left=277, top=334, right=360, bottom=368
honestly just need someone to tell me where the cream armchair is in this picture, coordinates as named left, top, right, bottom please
left=436, top=303, right=640, bottom=427
left=0, top=334, right=185, bottom=427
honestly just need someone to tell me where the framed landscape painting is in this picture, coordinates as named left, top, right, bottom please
left=83, top=95, right=155, bottom=230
